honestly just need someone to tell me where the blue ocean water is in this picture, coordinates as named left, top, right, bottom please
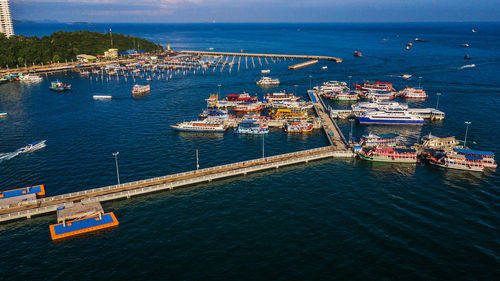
left=1, top=23, right=499, bottom=280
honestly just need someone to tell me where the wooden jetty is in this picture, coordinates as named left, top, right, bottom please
left=179, top=51, right=342, bottom=64
left=288, top=60, right=318, bottom=70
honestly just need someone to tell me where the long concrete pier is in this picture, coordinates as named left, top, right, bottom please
left=0, top=146, right=353, bottom=223
left=179, top=51, right=343, bottom=63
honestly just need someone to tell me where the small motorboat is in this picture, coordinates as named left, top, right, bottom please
left=464, top=54, right=471, bottom=60
left=460, top=43, right=470, bottom=47
left=20, top=140, right=46, bottom=153
left=322, top=66, right=328, bottom=70
left=353, top=51, right=362, bottom=57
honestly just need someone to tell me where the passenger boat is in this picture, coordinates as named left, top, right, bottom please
left=453, top=148, right=497, bottom=168
left=398, top=87, right=428, bottom=99
left=284, top=120, right=313, bottom=133
left=427, top=152, right=484, bottom=172
left=330, top=91, right=359, bottom=101
left=20, top=140, right=46, bottom=153
left=271, top=108, right=308, bottom=120
left=265, top=91, right=301, bottom=102
left=353, top=51, right=362, bottom=57
left=170, top=119, right=227, bottom=132
left=256, top=76, right=280, bottom=86
left=360, top=133, right=400, bottom=147
left=20, top=74, right=43, bottom=82
left=354, top=81, right=395, bottom=92
left=49, top=81, right=71, bottom=92
left=225, top=93, right=257, bottom=102
left=357, top=110, right=426, bottom=125
left=261, top=69, right=270, bottom=74
left=357, top=147, right=418, bottom=163
left=361, top=90, right=396, bottom=100
left=132, top=84, right=150, bottom=96
left=234, top=102, right=262, bottom=112
left=317, top=81, right=348, bottom=93
left=234, top=120, right=269, bottom=135
left=352, top=100, right=408, bottom=112
left=419, top=134, right=459, bottom=150
left=198, top=109, right=230, bottom=120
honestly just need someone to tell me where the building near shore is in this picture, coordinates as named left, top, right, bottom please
left=104, top=48, right=118, bottom=59
left=77, top=54, right=97, bottom=63
left=0, top=0, right=14, bottom=38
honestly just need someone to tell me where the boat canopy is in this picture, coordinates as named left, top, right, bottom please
left=454, top=148, right=494, bottom=156
left=464, top=155, right=484, bottom=161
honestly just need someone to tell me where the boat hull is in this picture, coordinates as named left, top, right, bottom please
left=357, top=117, right=425, bottom=125
left=429, top=161, right=484, bottom=172
left=170, top=125, right=226, bottom=132
left=357, top=153, right=417, bottom=163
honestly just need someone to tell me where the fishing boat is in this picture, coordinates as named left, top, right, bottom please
left=20, top=74, right=43, bottom=82
left=256, top=76, right=280, bottom=86
left=398, top=87, right=428, bottom=99
left=453, top=148, right=497, bottom=168
left=170, top=119, right=227, bottom=132
left=265, top=91, right=301, bottom=103
left=225, top=93, right=257, bottom=102
left=357, top=147, right=418, bottom=163
left=353, top=51, right=362, bottom=57
left=234, top=102, right=262, bottom=112
left=49, top=81, right=71, bottom=92
left=419, top=134, right=459, bottom=150
left=330, top=91, right=359, bottom=101
left=20, top=140, right=46, bottom=153
left=360, top=133, right=400, bottom=147
left=284, top=120, right=313, bottom=133
left=357, top=110, right=426, bottom=125
left=261, top=69, right=270, bottom=74
left=234, top=119, right=269, bottom=135
left=427, top=152, right=484, bottom=172
left=132, top=84, right=150, bottom=96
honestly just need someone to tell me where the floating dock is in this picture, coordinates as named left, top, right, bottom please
left=288, top=60, right=318, bottom=70
left=0, top=185, right=45, bottom=208
left=49, top=212, right=118, bottom=240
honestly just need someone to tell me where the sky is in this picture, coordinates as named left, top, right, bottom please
left=10, top=0, right=500, bottom=23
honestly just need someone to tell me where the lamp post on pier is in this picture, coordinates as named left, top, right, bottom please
left=112, top=152, right=120, bottom=185
left=262, top=135, right=265, bottom=159
left=217, top=84, right=222, bottom=97
left=196, top=149, right=199, bottom=170
left=349, top=119, right=355, bottom=144
left=436, top=92, right=441, bottom=110
left=309, top=75, right=312, bottom=90
left=464, top=121, right=471, bottom=148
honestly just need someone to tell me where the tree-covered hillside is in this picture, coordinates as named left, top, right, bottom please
left=0, top=30, right=164, bottom=67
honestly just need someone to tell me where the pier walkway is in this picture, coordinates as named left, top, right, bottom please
left=179, top=51, right=343, bottom=63
left=308, top=90, right=348, bottom=150
left=0, top=146, right=353, bottom=223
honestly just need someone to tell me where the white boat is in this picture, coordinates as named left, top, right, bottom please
left=171, top=119, right=227, bottom=132
left=132, top=84, right=150, bottom=96
left=0, top=112, right=7, bottom=118
left=265, top=91, right=301, bottom=102
left=352, top=100, right=408, bottom=112
left=322, top=66, right=328, bottom=70
left=261, top=69, right=270, bottom=74
left=20, top=140, right=46, bottom=153
left=93, top=95, right=112, bottom=100
left=428, top=152, right=484, bottom=172
left=402, top=74, right=412, bottom=79
left=398, top=87, right=428, bottom=99
left=460, top=64, right=476, bottom=69
left=20, top=74, right=43, bottom=82
left=357, top=110, right=426, bottom=125
left=256, top=76, right=280, bottom=86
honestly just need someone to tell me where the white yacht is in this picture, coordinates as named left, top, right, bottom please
left=20, top=140, right=47, bottom=153
left=357, top=110, right=425, bottom=125
left=256, top=76, right=280, bottom=86
left=20, top=74, right=43, bottom=82
left=352, top=100, right=408, bottom=112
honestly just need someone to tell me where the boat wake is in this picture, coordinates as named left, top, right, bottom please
left=0, top=140, right=47, bottom=164
left=459, top=64, right=476, bottom=70
left=0, top=149, right=23, bottom=163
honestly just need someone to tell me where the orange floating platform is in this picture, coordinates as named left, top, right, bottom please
left=0, top=184, right=45, bottom=198
left=49, top=212, right=119, bottom=240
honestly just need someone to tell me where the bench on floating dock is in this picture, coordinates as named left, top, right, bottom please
left=56, top=202, right=104, bottom=223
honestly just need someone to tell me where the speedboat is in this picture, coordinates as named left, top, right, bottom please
left=20, top=140, right=46, bottom=153
left=261, top=69, right=270, bottom=74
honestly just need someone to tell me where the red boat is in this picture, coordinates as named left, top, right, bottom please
left=225, top=93, right=257, bottom=102
left=354, top=81, right=394, bottom=92
left=354, top=51, right=362, bottom=57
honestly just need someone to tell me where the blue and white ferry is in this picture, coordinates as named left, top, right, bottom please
left=234, top=120, right=269, bottom=135
left=357, top=110, right=426, bottom=125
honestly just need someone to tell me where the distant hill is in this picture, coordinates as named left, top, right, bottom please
left=0, top=30, right=163, bottom=67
